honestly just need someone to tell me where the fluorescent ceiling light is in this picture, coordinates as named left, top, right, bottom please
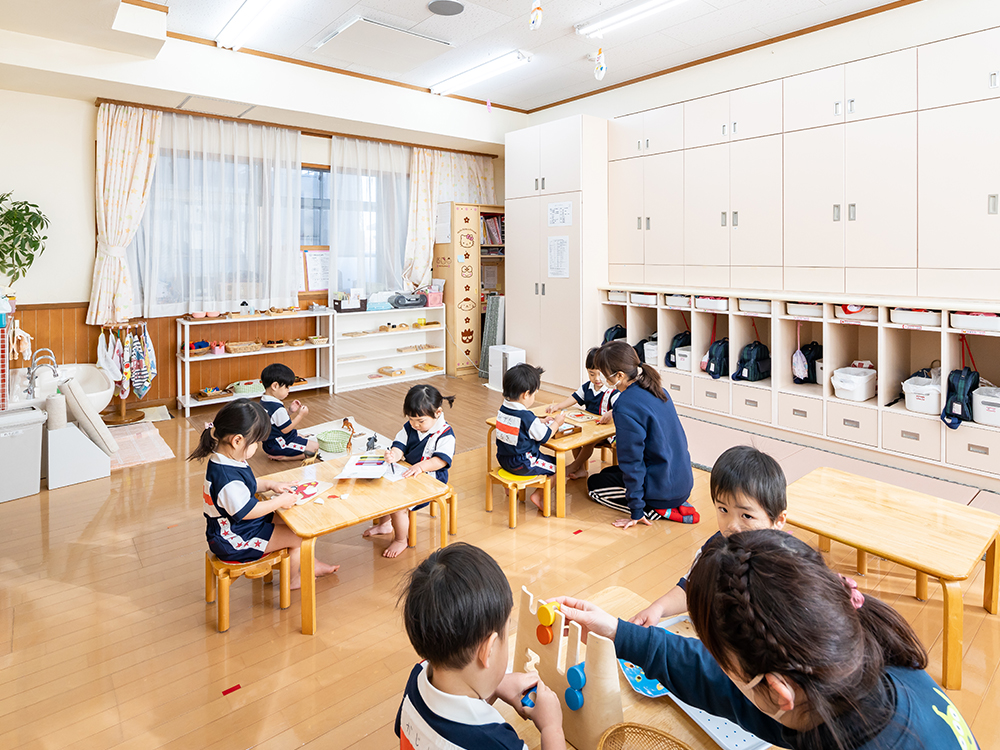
left=576, top=0, right=688, bottom=39
left=313, top=16, right=448, bottom=51
left=431, top=50, right=531, bottom=96
left=216, top=0, right=282, bottom=51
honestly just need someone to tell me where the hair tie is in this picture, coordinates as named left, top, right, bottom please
left=839, top=573, right=865, bottom=609
left=204, top=421, right=216, bottom=440
left=636, top=364, right=643, bottom=376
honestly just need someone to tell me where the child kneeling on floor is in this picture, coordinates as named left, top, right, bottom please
left=259, top=363, right=319, bottom=461
left=396, top=543, right=564, bottom=750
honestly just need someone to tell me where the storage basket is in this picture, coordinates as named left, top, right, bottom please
left=423, top=290, right=444, bottom=306
left=903, top=373, right=942, bottom=415
left=695, top=296, right=728, bottom=311
left=608, top=290, right=627, bottom=303
left=333, top=298, right=368, bottom=313
left=187, top=341, right=212, bottom=357
left=675, top=345, right=692, bottom=371
left=664, top=294, right=691, bottom=308
left=317, top=428, right=352, bottom=453
left=630, top=293, right=657, bottom=306
left=642, top=341, right=659, bottom=363
left=836, top=305, right=878, bottom=321
left=973, top=387, right=1000, bottom=427
left=228, top=380, right=265, bottom=396
left=738, top=298, right=771, bottom=313
left=787, top=302, right=822, bottom=318
left=226, top=340, right=262, bottom=354
left=832, top=367, right=877, bottom=402
left=308, top=335, right=329, bottom=345
left=951, top=312, right=1000, bottom=332
left=598, top=723, right=694, bottom=750
left=890, top=308, right=942, bottom=327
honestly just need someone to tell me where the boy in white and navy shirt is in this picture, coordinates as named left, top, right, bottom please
left=396, top=543, right=564, bottom=750
left=259, top=363, right=319, bottom=460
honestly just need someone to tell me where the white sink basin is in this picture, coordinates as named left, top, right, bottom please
left=7, top=364, right=115, bottom=413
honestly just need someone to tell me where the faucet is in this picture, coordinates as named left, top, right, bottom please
left=26, top=349, right=60, bottom=399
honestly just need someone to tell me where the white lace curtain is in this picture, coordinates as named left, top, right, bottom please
left=128, top=113, right=302, bottom=317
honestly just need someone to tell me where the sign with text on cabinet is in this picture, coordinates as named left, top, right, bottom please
left=548, top=201, right=572, bottom=227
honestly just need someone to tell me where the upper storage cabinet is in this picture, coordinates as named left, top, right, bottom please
left=505, top=118, right=584, bottom=199
left=784, top=65, right=845, bottom=132
left=919, top=27, right=1000, bottom=110
left=684, top=81, right=781, bottom=149
left=609, top=104, right=682, bottom=160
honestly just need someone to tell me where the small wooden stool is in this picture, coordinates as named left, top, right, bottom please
left=486, top=469, right=550, bottom=528
left=205, top=549, right=291, bottom=632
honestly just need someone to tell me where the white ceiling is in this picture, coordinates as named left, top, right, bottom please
left=161, top=0, right=894, bottom=111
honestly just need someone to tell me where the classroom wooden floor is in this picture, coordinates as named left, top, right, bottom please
left=1, top=375, right=999, bottom=749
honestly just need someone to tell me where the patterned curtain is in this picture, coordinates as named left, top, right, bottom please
left=402, top=149, right=496, bottom=291
left=86, top=103, right=162, bottom=325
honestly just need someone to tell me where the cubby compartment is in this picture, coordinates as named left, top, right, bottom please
left=827, top=400, right=878, bottom=447
left=732, top=384, right=772, bottom=423
left=657, top=308, right=691, bottom=370
left=826, top=322, right=878, bottom=403
left=775, top=318, right=824, bottom=398
left=660, top=369, right=692, bottom=405
left=778, top=392, right=823, bottom=435
left=601, top=303, right=627, bottom=344
left=729, top=314, right=772, bottom=384
left=692, top=311, right=729, bottom=380
left=946, top=424, right=1000, bottom=475
left=626, top=304, right=657, bottom=346
left=693, top=377, right=730, bottom=413
left=883, top=410, right=942, bottom=461
left=881, top=327, right=941, bottom=410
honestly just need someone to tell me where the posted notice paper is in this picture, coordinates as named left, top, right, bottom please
left=547, top=236, right=570, bottom=278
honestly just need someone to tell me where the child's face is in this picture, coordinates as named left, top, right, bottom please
left=518, top=389, right=537, bottom=408
left=408, top=409, right=442, bottom=433
left=714, top=492, right=787, bottom=537
left=587, top=369, right=604, bottom=389
left=268, top=382, right=290, bottom=400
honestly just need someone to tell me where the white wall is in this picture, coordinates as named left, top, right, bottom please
left=0, top=89, right=96, bottom=304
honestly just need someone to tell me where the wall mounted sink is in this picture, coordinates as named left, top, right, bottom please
left=7, top=364, right=115, bottom=413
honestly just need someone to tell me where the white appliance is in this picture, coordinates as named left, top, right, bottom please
left=488, top=345, right=526, bottom=392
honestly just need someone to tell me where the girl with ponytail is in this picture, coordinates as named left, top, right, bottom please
left=189, top=399, right=339, bottom=589
left=587, top=340, right=697, bottom=529
left=554, top=529, right=977, bottom=750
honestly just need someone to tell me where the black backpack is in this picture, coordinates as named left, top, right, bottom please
left=664, top=330, right=691, bottom=368
left=732, top=341, right=771, bottom=382
left=603, top=324, right=627, bottom=344
left=793, top=342, right=823, bottom=384
left=634, top=338, right=648, bottom=363
left=706, top=338, right=729, bottom=380
left=941, top=367, right=980, bottom=429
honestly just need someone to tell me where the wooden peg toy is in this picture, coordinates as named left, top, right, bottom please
left=537, top=601, right=560, bottom=626
left=536, top=624, right=553, bottom=645
left=565, top=687, right=584, bottom=711
left=567, top=663, right=587, bottom=691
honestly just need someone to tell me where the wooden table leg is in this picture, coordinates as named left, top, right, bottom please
left=818, top=535, right=831, bottom=553
left=437, top=499, right=448, bottom=549
left=916, top=571, right=929, bottom=602
left=408, top=510, right=417, bottom=547
left=449, top=490, right=458, bottom=536
left=984, top=537, right=999, bottom=615
left=857, top=549, right=867, bottom=577
left=486, top=426, right=495, bottom=472
left=555, top=450, right=567, bottom=518
left=941, top=579, right=964, bottom=690
left=301, top=537, right=317, bottom=635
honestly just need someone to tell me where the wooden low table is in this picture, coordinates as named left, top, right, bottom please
left=786, top=466, right=1000, bottom=690
left=265, top=456, right=451, bottom=635
left=485, top=408, right=616, bottom=518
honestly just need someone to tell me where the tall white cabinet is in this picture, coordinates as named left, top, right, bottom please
left=505, top=115, right=608, bottom=390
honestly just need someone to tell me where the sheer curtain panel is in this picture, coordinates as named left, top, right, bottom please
left=128, top=113, right=302, bottom=318
left=329, top=138, right=410, bottom=297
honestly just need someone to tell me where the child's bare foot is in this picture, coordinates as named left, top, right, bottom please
left=567, top=468, right=589, bottom=480
left=316, top=561, right=340, bottom=577
left=529, top=488, right=546, bottom=512
left=383, top=539, right=408, bottom=558
left=363, top=520, right=393, bottom=537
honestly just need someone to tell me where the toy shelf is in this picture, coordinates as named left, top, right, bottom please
left=335, top=368, right=443, bottom=393
left=178, top=341, right=331, bottom=362
left=175, top=376, right=332, bottom=411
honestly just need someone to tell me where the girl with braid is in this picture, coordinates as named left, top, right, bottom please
left=555, top=530, right=978, bottom=749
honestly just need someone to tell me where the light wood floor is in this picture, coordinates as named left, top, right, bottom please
left=2, top=375, right=999, bottom=749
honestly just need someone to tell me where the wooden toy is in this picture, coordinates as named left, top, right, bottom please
left=567, top=663, right=587, bottom=690
left=536, top=624, right=553, bottom=645
left=342, top=331, right=367, bottom=338
left=564, top=410, right=597, bottom=423
left=514, top=586, right=623, bottom=750
left=414, top=320, right=441, bottom=329
left=414, top=363, right=443, bottom=372
left=377, top=366, right=406, bottom=377
left=537, top=601, right=560, bottom=626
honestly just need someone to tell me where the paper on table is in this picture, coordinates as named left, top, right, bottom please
left=383, top=463, right=407, bottom=482
left=288, top=480, right=335, bottom=505
left=336, top=453, right=390, bottom=480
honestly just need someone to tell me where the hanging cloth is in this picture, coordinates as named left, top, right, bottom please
left=97, top=329, right=122, bottom=381
left=118, top=328, right=133, bottom=399
left=142, top=323, right=157, bottom=382
left=112, top=331, right=125, bottom=385
left=131, top=329, right=150, bottom=399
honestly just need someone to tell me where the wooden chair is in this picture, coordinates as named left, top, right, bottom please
left=429, top=488, right=460, bottom=536
left=486, top=468, right=550, bottom=528
left=205, top=549, right=290, bottom=632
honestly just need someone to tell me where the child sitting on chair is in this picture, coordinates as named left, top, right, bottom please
left=259, top=363, right=319, bottom=461
left=496, top=363, right=565, bottom=513
left=396, top=543, right=565, bottom=750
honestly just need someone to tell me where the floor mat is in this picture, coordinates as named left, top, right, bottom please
left=108, top=422, right=175, bottom=471
left=138, top=405, right=173, bottom=422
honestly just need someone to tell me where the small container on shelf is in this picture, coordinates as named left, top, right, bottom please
left=333, top=298, right=368, bottom=313
left=695, top=296, right=729, bottom=311
left=738, top=299, right=771, bottom=313
left=973, top=387, right=1000, bottom=427
left=642, top=341, right=659, bottom=363
left=835, top=304, right=878, bottom=322
left=890, top=308, right=942, bottom=327
left=903, top=373, right=942, bottom=415
left=951, top=312, right=1000, bottom=331
left=786, top=302, right=822, bottom=318
left=675, top=346, right=693, bottom=371
left=665, top=294, right=691, bottom=308
left=831, top=367, right=877, bottom=402
left=630, top=292, right=657, bottom=306
left=226, top=340, right=263, bottom=354
left=607, top=290, right=627, bottom=303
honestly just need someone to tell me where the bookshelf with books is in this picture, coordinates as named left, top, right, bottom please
left=480, top=207, right=505, bottom=315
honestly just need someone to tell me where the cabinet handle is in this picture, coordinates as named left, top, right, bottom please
left=670, top=383, right=681, bottom=392
left=535, top=283, right=539, bottom=295
left=833, top=204, right=841, bottom=222
left=989, top=195, right=999, bottom=215
left=541, top=283, right=546, bottom=295
left=646, top=217, right=650, bottom=230
left=969, top=443, right=990, bottom=456
left=792, top=408, right=808, bottom=418
left=645, top=138, right=649, bottom=148
left=535, top=178, right=539, bottom=190
left=705, top=391, right=717, bottom=399
left=834, top=101, right=842, bottom=116
left=847, top=98, right=855, bottom=114
left=848, top=203, right=857, bottom=221
left=745, top=399, right=757, bottom=408
left=722, top=123, right=727, bottom=136
left=541, top=177, right=545, bottom=190
left=721, top=211, right=727, bottom=227
left=901, top=430, right=920, bottom=441
left=637, top=139, right=642, bottom=151
left=732, top=121, right=737, bottom=134
left=732, top=211, right=738, bottom=227
left=991, top=72, right=999, bottom=89
left=637, top=216, right=642, bottom=229
left=843, top=418, right=860, bottom=429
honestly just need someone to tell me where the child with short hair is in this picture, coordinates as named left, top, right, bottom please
left=188, top=398, right=339, bottom=590
left=259, top=363, right=319, bottom=461
left=496, top=363, right=565, bottom=512
left=631, top=445, right=788, bottom=626
left=364, top=384, right=457, bottom=559
left=396, top=542, right=565, bottom=750
left=545, top=347, right=618, bottom=479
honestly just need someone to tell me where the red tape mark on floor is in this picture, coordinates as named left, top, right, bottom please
left=573, top=529, right=583, bottom=535
left=222, top=684, right=241, bottom=696
left=167, top=524, right=178, bottom=529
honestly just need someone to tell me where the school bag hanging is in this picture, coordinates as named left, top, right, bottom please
left=706, top=337, right=729, bottom=380
left=603, top=324, right=627, bottom=344
left=732, top=320, right=770, bottom=382
left=941, top=336, right=980, bottom=429
left=634, top=339, right=647, bottom=363
left=665, top=313, right=690, bottom=368
left=700, top=315, right=718, bottom=372
left=792, top=322, right=823, bottom=384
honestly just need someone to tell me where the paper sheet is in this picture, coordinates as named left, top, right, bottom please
left=287, top=480, right=335, bottom=505
left=547, top=236, right=569, bottom=278
left=304, top=251, right=330, bottom=291
left=336, top=453, right=390, bottom=480
left=547, top=201, right=572, bottom=227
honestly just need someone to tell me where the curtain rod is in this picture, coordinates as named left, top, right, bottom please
left=94, top=98, right=500, bottom=160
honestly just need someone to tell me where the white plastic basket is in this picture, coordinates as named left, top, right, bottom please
left=951, top=312, right=1000, bottom=331
left=973, top=387, right=1000, bottom=427
left=890, top=308, right=942, bottom=327
left=787, top=302, right=822, bottom=318
left=836, top=305, right=878, bottom=321
left=738, top=298, right=771, bottom=313
left=643, top=341, right=660, bottom=364
left=832, top=367, right=877, bottom=402
left=631, top=292, right=658, bottom=306
left=903, top=373, right=942, bottom=415
left=695, top=297, right=729, bottom=311
left=675, top=346, right=692, bottom=371
left=665, top=295, right=691, bottom=308
left=608, top=290, right=627, bottom=303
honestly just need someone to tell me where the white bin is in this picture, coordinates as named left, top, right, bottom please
left=696, top=296, right=729, bottom=311
left=973, top=387, right=1000, bottom=427
left=643, top=341, right=660, bottom=364
left=665, top=295, right=691, bottom=308
left=835, top=305, right=878, bottom=321
left=631, top=293, right=657, bottom=306
left=832, top=367, right=877, bottom=402
left=675, top=346, right=692, bottom=371
left=607, top=290, right=627, bottom=303
left=951, top=312, right=1000, bottom=332
left=0, top=407, right=46, bottom=502
left=890, top=308, right=942, bottom=327
left=903, top=372, right=942, bottom=415
left=738, top=298, right=771, bottom=313
left=787, top=302, right=822, bottom=318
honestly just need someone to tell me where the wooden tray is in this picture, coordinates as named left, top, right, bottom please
left=193, top=388, right=231, bottom=401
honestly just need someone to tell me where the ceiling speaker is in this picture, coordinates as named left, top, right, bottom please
left=428, top=1, right=464, bottom=16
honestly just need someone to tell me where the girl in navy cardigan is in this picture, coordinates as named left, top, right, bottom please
left=587, top=340, right=696, bottom=529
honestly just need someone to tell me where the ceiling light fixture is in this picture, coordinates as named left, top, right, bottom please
left=430, top=50, right=531, bottom=96
left=216, top=0, right=282, bottom=51
left=313, top=16, right=448, bottom=51
left=575, top=0, right=688, bottom=39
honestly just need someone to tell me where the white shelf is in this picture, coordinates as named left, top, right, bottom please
left=336, top=326, right=445, bottom=341
left=779, top=382, right=824, bottom=398
left=177, top=377, right=333, bottom=410
left=337, top=347, right=445, bottom=365
left=179, top=341, right=331, bottom=362
left=179, top=309, right=331, bottom=326
left=335, top=368, right=444, bottom=393
left=334, top=305, right=444, bottom=318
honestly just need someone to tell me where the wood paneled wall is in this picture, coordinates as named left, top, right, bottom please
left=12, top=302, right=319, bottom=412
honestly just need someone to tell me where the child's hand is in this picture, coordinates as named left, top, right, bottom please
left=273, top=492, right=298, bottom=510
left=269, top=481, right=295, bottom=494
left=288, top=399, right=302, bottom=413
left=298, top=404, right=309, bottom=417
left=544, top=403, right=557, bottom=414
left=523, top=679, right=563, bottom=734
left=384, top=447, right=403, bottom=464
left=613, top=517, right=653, bottom=530
left=550, top=596, right=619, bottom=643
left=598, top=412, right=613, bottom=425
left=402, top=463, right=423, bottom=478
left=550, top=412, right=566, bottom=428
left=630, top=603, right=664, bottom=627
left=494, top=672, right=539, bottom=716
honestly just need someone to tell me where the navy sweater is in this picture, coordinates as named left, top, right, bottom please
left=615, top=620, right=979, bottom=750
left=613, top=382, right=694, bottom=519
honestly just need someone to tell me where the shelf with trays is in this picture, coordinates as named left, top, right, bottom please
left=335, top=368, right=445, bottom=393
left=175, top=310, right=334, bottom=417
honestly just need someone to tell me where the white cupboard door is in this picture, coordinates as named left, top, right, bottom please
left=540, top=193, right=582, bottom=388
left=608, top=158, right=645, bottom=265
left=783, top=65, right=845, bottom=132
left=919, top=100, right=1000, bottom=269
left=730, top=135, right=782, bottom=267
left=684, top=92, right=730, bottom=149
left=684, top=144, right=730, bottom=267
left=644, top=151, right=684, bottom=266
left=539, top=119, right=581, bottom=195
left=729, top=80, right=782, bottom=141
left=644, top=104, right=684, bottom=154
left=784, top=125, right=845, bottom=267
left=609, top=112, right=644, bottom=161
left=504, top=197, right=542, bottom=357
left=505, top=126, right=540, bottom=199
left=844, top=48, right=916, bottom=121
left=845, top=113, right=917, bottom=269
left=919, top=27, right=1000, bottom=110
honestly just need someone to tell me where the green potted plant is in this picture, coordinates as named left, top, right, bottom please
left=0, top=191, right=49, bottom=286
